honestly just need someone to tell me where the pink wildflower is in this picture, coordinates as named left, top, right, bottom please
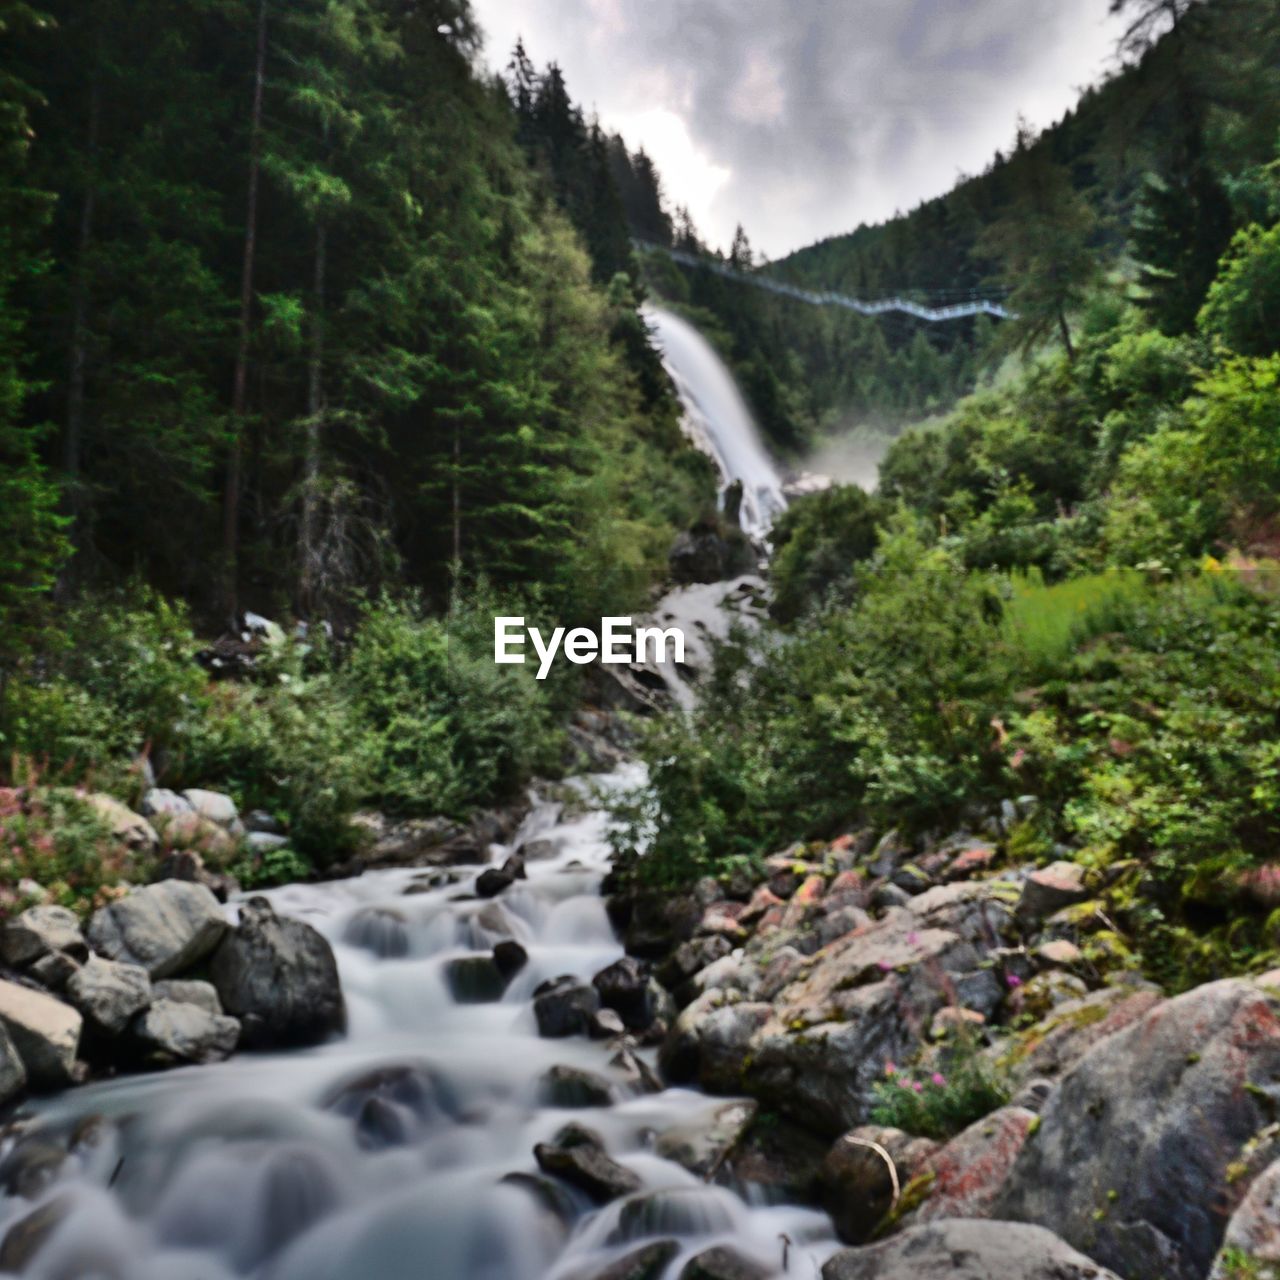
left=877, top=960, right=892, bottom=973
left=931, top=1072, right=946, bottom=1087
left=884, top=1061, right=897, bottom=1077
left=1006, top=973, right=1023, bottom=988
left=913, top=1081, right=924, bottom=1093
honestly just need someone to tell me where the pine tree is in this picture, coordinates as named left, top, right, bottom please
left=0, top=0, right=67, bottom=669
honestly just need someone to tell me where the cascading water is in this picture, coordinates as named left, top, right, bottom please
left=0, top=315, right=836, bottom=1280
left=643, top=306, right=788, bottom=539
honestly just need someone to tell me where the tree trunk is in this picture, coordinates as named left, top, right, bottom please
left=300, top=216, right=326, bottom=614
left=451, top=421, right=462, bottom=602
left=64, top=75, right=101, bottom=538
left=1057, top=307, right=1076, bottom=363
left=223, top=0, right=268, bottom=626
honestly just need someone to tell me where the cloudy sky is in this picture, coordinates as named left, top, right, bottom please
left=469, top=0, right=1128, bottom=259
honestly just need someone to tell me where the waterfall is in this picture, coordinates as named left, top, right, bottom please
left=643, top=305, right=788, bottom=538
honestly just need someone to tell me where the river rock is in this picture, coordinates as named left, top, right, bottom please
left=661, top=991, right=772, bottom=1093
left=994, top=977, right=1280, bottom=1280
left=140, top=787, right=193, bottom=819
left=0, top=979, right=81, bottom=1086
left=593, top=957, right=652, bottom=1029
left=534, top=976, right=601, bottom=1038
left=822, top=1219, right=1122, bottom=1279
left=0, top=1021, right=26, bottom=1105
left=84, top=792, right=158, bottom=853
left=0, top=905, right=88, bottom=969
left=668, top=524, right=755, bottom=585
left=1004, top=982, right=1163, bottom=1083
left=153, top=848, right=239, bottom=903
left=343, top=906, right=410, bottom=958
left=1209, top=1155, right=1280, bottom=1278
left=718, top=1112, right=828, bottom=1206
left=66, top=956, right=152, bottom=1036
left=534, top=1125, right=641, bottom=1204
left=583, top=1241, right=680, bottom=1280
left=476, top=866, right=516, bottom=898
left=152, top=979, right=222, bottom=1015
left=0, top=1195, right=71, bottom=1272
left=493, top=939, right=529, bottom=979
left=133, top=997, right=240, bottom=1064
left=752, top=880, right=1019, bottom=1129
left=680, top=1246, right=769, bottom=1280
left=181, top=787, right=243, bottom=833
left=899, top=1106, right=1038, bottom=1227
left=323, top=1062, right=458, bottom=1149
left=1017, top=861, right=1088, bottom=921
left=539, top=1064, right=615, bottom=1108
left=654, top=1099, right=757, bottom=1180
left=211, top=896, right=345, bottom=1049
left=820, top=1125, right=940, bottom=1245
left=87, top=879, right=228, bottom=979
left=445, top=955, right=507, bottom=1003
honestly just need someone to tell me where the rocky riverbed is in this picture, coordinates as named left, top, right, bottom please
left=6, top=759, right=1280, bottom=1278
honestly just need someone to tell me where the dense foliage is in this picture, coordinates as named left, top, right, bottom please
left=623, top=46, right=1280, bottom=988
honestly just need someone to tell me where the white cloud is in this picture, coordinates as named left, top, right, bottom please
left=469, top=0, right=1128, bottom=259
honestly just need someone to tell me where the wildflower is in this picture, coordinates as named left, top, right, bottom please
left=884, top=1061, right=897, bottom=1077
left=931, top=1072, right=946, bottom=1087
left=1006, top=973, right=1023, bottom=989
left=913, top=1081, right=924, bottom=1093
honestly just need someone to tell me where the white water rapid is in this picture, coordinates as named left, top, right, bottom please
left=644, top=306, right=788, bottom=538
left=0, top=314, right=836, bottom=1280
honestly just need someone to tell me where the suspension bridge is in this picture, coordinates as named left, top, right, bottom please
left=639, top=243, right=1015, bottom=323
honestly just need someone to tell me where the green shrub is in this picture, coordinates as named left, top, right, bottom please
left=343, top=592, right=562, bottom=818
left=869, top=1038, right=1012, bottom=1141
left=0, top=786, right=145, bottom=916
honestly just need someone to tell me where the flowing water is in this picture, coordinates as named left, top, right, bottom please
left=0, top=315, right=835, bottom=1280
left=643, top=306, right=788, bottom=538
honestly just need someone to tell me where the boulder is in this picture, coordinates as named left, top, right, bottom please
left=475, top=867, right=516, bottom=898
left=1210, top=1156, right=1280, bottom=1279
left=343, top=906, right=410, bottom=959
left=0, top=1021, right=26, bottom=1106
left=539, top=1064, right=614, bottom=1108
left=66, top=956, right=152, bottom=1036
left=668, top=525, right=755, bottom=585
left=0, top=905, right=88, bottom=969
left=1017, top=861, right=1088, bottom=921
left=153, top=848, right=239, bottom=903
left=323, top=1061, right=458, bottom=1149
left=1004, top=983, right=1163, bottom=1084
left=87, top=880, right=228, bottom=979
left=210, top=897, right=345, bottom=1049
left=534, top=1126, right=641, bottom=1204
left=534, top=976, right=601, bottom=1038
left=445, top=955, right=507, bottom=1004
left=0, top=1196, right=71, bottom=1273
left=246, top=831, right=288, bottom=855
left=134, top=997, right=240, bottom=1064
left=679, top=1246, right=769, bottom=1280
left=820, top=1126, right=939, bottom=1245
left=743, top=893, right=1005, bottom=1132
left=994, top=978, right=1280, bottom=1280
left=899, top=1106, right=1038, bottom=1227
left=593, top=957, right=653, bottom=1030
left=140, top=787, right=193, bottom=819
left=822, top=1219, right=1121, bottom=1280
left=583, top=1241, right=680, bottom=1280
left=84, top=793, right=158, bottom=853
left=493, top=940, right=529, bottom=980
left=152, top=979, right=222, bottom=1015
left=0, top=979, right=81, bottom=1086
left=181, top=788, right=242, bottom=833
left=717, top=1112, right=828, bottom=1206
left=655, top=1099, right=757, bottom=1180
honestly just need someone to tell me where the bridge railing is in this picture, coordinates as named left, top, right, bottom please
left=640, top=242, right=1015, bottom=323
